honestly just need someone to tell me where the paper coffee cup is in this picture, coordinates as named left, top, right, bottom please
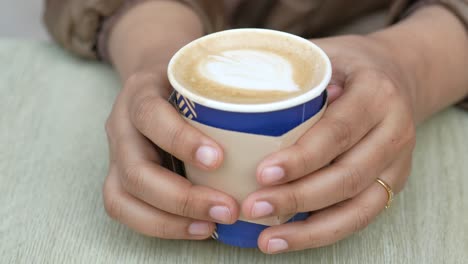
left=167, top=29, right=332, bottom=248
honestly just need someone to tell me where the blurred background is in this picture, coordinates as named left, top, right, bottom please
left=0, top=0, right=49, bottom=40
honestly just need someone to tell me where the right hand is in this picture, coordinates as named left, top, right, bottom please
left=102, top=72, right=239, bottom=239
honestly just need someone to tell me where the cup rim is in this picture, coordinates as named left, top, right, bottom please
left=167, top=28, right=332, bottom=113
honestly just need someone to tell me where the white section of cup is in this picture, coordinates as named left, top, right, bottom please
left=167, top=28, right=332, bottom=113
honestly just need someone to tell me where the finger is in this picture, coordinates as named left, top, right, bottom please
left=126, top=77, right=223, bottom=170
left=105, top=80, right=161, bottom=164
left=256, top=72, right=389, bottom=186
left=326, top=65, right=346, bottom=104
left=103, top=165, right=215, bottom=239
left=107, top=82, right=239, bottom=224
left=243, top=117, right=414, bottom=219
left=326, top=84, right=344, bottom=103
left=113, top=130, right=239, bottom=224
left=118, top=160, right=239, bottom=224
left=257, top=156, right=410, bottom=254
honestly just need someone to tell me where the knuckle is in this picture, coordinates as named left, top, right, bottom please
left=379, top=77, right=400, bottom=100
left=104, top=195, right=122, bottom=221
left=123, top=72, right=157, bottom=95
left=104, top=115, right=115, bottom=139
left=402, top=126, right=416, bottom=151
left=103, top=184, right=122, bottom=221
left=404, top=120, right=417, bottom=149
left=104, top=117, right=111, bottom=134
left=174, top=187, right=195, bottom=217
left=121, top=164, right=146, bottom=196
left=328, top=117, right=353, bottom=151
left=104, top=117, right=114, bottom=138
left=123, top=74, right=141, bottom=92
left=361, top=69, right=402, bottom=104
left=390, top=116, right=417, bottom=151
left=168, top=122, right=188, bottom=157
left=287, top=188, right=305, bottom=213
left=132, top=95, right=159, bottom=132
left=353, top=205, right=372, bottom=232
left=341, top=166, right=364, bottom=199
left=295, top=145, right=315, bottom=176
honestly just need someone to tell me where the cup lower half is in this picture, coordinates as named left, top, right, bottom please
left=169, top=91, right=327, bottom=248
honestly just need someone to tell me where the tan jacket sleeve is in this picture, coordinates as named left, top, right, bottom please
left=389, top=0, right=468, bottom=109
left=43, top=0, right=224, bottom=59
left=389, top=0, right=468, bottom=27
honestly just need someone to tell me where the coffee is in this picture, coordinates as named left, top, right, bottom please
left=170, top=30, right=327, bottom=104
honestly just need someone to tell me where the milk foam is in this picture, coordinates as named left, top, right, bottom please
left=198, top=49, right=301, bottom=93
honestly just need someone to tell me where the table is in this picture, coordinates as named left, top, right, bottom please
left=1, top=40, right=467, bottom=264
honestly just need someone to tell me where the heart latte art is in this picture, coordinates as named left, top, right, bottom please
left=200, top=50, right=301, bottom=93
left=170, top=30, right=326, bottom=104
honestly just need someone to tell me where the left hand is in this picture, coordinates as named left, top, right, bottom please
left=241, top=35, right=417, bottom=253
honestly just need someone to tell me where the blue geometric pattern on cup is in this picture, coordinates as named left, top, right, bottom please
left=176, top=93, right=197, bottom=120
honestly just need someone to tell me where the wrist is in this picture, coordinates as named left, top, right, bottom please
left=368, top=30, right=422, bottom=122
left=109, top=0, right=203, bottom=81
left=370, top=5, right=468, bottom=124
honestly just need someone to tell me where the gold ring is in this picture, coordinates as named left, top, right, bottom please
left=376, top=178, right=394, bottom=209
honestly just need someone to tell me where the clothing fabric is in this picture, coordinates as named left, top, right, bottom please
left=43, top=0, right=468, bottom=107
left=43, top=0, right=468, bottom=59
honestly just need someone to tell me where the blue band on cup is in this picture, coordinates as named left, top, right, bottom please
left=213, top=212, right=310, bottom=248
left=175, top=92, right=326, bottom=136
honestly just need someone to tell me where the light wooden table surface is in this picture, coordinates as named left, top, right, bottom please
left=1, top=40, right=467, bottom=264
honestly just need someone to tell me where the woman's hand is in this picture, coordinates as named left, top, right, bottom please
left=241, top=34, right=417, bottom=253
left=102, top=72, right=239, bottom=239
left=242, top=5, right=468, bottom=253
left=101, top=1, right=239, bottom=240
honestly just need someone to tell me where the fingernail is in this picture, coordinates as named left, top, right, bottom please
left=188, top=221, right=211, bottom=236
left=209, top=206, right=232, bottom=223
left=196, top=146, right=219, bottom=168
left=251, top=201, right=274, bottom=218
left=261, top=166, right=285, bottom=184
left=267, top=238, right=289, bottom=253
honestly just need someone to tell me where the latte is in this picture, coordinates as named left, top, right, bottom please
left=169, top=29, right=327, bottom=104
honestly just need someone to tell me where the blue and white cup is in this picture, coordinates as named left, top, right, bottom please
left=167, top=29, right=332, bottom=248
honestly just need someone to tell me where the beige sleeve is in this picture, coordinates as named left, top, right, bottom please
left=43, top=0, right=225, bottom=60
left=389, top=0, right=468, bottom=27
left=388, top=0, right=468, bottom=110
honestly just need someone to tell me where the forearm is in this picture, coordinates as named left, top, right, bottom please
left=371, top=6, right=468, bottom=124
left=108, top=0, right=203, bottom=82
